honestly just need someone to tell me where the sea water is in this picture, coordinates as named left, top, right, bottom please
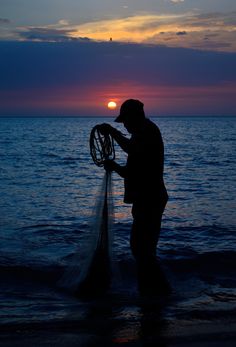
left=0, top=116, right=236, bottom=343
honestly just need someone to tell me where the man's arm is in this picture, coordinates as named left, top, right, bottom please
left=99, top=123, right=131, bottom=153
left=110, top=127, right=130, bottom=154
left=104, top=160, right=127, bottom=178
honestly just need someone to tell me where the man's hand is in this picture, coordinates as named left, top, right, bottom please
left=104, top=159, right=116, bottom=172
left=98, top=123, right=113, bottom=136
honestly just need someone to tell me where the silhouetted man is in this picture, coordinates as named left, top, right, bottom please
left=100, top=99, right=170, bottom=296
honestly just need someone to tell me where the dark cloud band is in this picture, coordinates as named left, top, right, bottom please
left=0, top=40, right=235, bottom=91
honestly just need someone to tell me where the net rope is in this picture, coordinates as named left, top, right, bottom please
left=90, top=125, right=115, bottom=167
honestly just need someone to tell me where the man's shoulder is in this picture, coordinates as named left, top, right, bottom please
left=144, top=118, right=161, bottom=135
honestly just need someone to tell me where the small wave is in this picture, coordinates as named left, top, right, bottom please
left=211, top=291, right=236, bottom=303
left=168, top=162, right=182, bottom=167
left=175, top=307, right=236, bottom=321
left=43, top=153, right=60, bottom=158
left=62, top=156, right=80, bottom=161
left=0, top=263, right=62, bottom=284
left=162, top=224, right=235, bottom=238
left=16, top=223, right=75, bottom=231
left=42, top=153, right=80, bottom=163
left=164, top=250, right=236, bottom=278
left=16, top=222, right=85, bottom=235
left=1, top=248, right=235, bottom=283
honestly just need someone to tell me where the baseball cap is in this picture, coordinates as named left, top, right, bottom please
left=115, top=99, right=144, bottom=123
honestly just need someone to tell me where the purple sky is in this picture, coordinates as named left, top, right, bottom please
left=0, top=0, right=235, bottom=116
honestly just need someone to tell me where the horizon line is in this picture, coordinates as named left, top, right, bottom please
left=1, top=114, right=236, bottom=118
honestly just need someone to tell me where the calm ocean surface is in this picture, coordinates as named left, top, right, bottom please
left=0, top=116, right=236, bottom=342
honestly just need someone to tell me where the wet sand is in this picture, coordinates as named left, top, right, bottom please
left=1, top=323, right=236, bottom=347
left=1, top=293, right=235, bottom=347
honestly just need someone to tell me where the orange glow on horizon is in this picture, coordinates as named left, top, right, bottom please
left=1, top=81, right=236, bottom=116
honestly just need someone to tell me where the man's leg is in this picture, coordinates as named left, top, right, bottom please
left=130, top=202, right=171, bottom=295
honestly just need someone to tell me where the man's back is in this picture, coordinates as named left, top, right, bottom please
left=124, top=118, right=167, bottom=204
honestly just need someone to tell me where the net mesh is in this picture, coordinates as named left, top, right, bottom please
left=58, top=125, right=115, bottom=297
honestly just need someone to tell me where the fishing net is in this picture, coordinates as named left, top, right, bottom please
left=58, top=125, right=115, bottom=297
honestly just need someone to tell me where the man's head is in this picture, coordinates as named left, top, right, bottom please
left=115, top=99, right=145, bottom=134
left=115, top=99, right=145, bottom=123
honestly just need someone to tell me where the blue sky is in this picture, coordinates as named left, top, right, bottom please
left=0, top=0, right=235, bottom=116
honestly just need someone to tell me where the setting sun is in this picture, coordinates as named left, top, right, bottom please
left=107, top=101, right=117, bottom=109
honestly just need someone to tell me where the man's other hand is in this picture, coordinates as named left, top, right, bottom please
left=104, top=159, right=116, bottom=172
left=98, top=123, right=113, bottom=135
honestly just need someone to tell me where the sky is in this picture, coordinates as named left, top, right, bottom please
left=0, top=0, right=236, bottom=116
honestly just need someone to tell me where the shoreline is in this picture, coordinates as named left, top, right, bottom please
left=1, top=322, right=236, bottom=347
left=1, top=305, right=236, bottom=347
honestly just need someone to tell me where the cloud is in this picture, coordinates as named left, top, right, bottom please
left=18, top=27, right=91, bottom=42
left=170, top=0, right=185, bottom=3
left=58, top=19, right=70, bottom=26
left=0, top=40, right=235, bottom=90
left=0, top=18, right=10, bottom=24
left=0, top=41, right=235, bottom=116
left=13, top=11, right=236, bottom=52
left=176, top=31, right=187, bottom=35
